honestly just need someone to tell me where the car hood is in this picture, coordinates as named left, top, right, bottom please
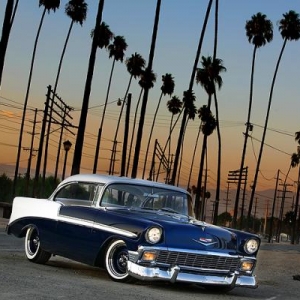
left=107, top=207, right=238, bottom=252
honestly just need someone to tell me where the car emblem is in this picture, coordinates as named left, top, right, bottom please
left=193, top=237, right=217, bottom=246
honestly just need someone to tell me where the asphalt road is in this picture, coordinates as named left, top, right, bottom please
left=1, top=226, right=300, bottom=300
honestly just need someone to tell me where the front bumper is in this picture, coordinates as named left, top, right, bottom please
left=127, top=261, right=257, bottom=288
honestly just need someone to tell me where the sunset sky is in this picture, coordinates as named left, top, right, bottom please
left=1, top=0, right=300, bottom=217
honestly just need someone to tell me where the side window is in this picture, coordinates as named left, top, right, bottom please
left=54, top=182, right=98, bottom=206
left=101, top=185, right=143, bottom=207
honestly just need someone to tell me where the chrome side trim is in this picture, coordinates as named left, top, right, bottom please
left=57, top=215, right=137, bottom=238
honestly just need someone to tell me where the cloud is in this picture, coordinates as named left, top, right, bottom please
left=0, top=110, right=19, bottom=118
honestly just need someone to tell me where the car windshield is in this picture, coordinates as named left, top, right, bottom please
left=100, top=183, right=194, bottom=217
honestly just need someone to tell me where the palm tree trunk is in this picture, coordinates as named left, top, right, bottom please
left=13, top=7, right=47, bottom=196
left=195, top=95, right=212, bottom=219
left=212, top=0, right=220, bottom=225
left=131, top=0, right=161, bottom=178
left=72, top=0, right=105, bottom=175
left=233, top=46, right=257, bottom=228
left=248, top=38, right=287, bottom=223
left=187, top=121, right=202, bottom=189
left=109, top=74, right=133, bottom=175
left=156, top=110, right=182, bottom=181
left=95, top=58, right=116, bottom=174
left=142, top=92, right=163, bottom=178
left=170, top=0, right=213, bottom=185
left=292, top=165, right=300, bottom=244
left=47, top=21, right=74, bottom=183
left=196, top=129, right=208, bottom=219
left=126, top=88, right=143, bottom=176
left=213, top=92, right=221, bottom=225
left=176, top=118, right=188, bottom=186
left=0, top=0, right=19, bottom=87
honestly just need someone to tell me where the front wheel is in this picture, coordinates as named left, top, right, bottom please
left=25, top=227, right=51, bottom=264
left=105, top=240, right=133, bottom=282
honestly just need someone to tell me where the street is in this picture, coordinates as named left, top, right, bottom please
left=1, top=225, right=300, bottom=300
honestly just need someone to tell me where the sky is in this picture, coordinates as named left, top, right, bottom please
left=1, top=0, right=300, bottom=219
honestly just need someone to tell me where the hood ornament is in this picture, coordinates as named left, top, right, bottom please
left=193, top=237, right=217, bottom=246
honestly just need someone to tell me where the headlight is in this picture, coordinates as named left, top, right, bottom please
left=244, top=239, right=259, bottom=254
left=146, top=227, right=162, bottom=244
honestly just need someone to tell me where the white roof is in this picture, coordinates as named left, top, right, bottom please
left=59, top=173, right=189, bottom=194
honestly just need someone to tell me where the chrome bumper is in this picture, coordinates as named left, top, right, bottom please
left=127, top=261, right=257, bottom=288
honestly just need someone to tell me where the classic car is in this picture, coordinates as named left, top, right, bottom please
left=6, top=174, right=260, bottom=292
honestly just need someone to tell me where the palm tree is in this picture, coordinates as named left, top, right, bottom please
left=98, top=35, right=128, bottom=174
left=195, top=108, right=216, bottom=219
left=109, top=52, right=145, bottom=175
left=232, top=13, right=273, bottom=228
left=126, top=69, right=156, bottom=177
left=91, top=23, right=115, bottom=173
left=131, top=0, right=161, bottom=179
left=101, top=35, right=128, bottom=175
left=187, top=105, right=210, bottom=189
left=277, top=151, right=300, bottom=242
left=194, top=56, right=226, bottom=220
left=0, top=0, right=19, bottom=88
left=176, top=91, right=197, bottom=186
left=47, top=0, right=88, bottom=182
left=248, top=10, right=300, bottom=224
left=103, top=35, right=127, bottom=173
left=71, top=0, right=105, bottom=175
left=194, top=105, right=216, bottom=219
left=90, top=21, right=113, bottom=48
left=142, top=73, right=175, bottom=178
left=164, top=96, right=182, bottom=180
left=171, top=0, right=213, bottom=185
left=155, top=95, right=183, bottom=182
left=292, top=132, right=300, bottom=244
left=13, top=0, right=60, bottom=196
left=211, top=62, right=226, bottom=224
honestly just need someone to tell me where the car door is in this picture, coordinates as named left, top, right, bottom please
left=53, top=182, right=101, bottom=264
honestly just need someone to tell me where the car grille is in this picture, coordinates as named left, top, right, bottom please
left=156, top=250, right=240, bottom=272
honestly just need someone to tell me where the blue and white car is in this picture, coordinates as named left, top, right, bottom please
left=6, top=174, right=260, bottom=292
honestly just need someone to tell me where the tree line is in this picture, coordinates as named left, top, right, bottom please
left=1, top=1, right=300, bottom=230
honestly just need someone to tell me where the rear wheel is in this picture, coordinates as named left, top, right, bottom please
left=105, top=240, right=133, bottom=282
left=25, top=227, right=51, bottom=264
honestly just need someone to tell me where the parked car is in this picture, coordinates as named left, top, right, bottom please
left=6, top=174, right=260, bottom=292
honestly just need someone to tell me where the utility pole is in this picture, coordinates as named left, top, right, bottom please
left=32, top=86, right=51, bottom=197
left=276, top=182, right=293, bottom=242
left=24, top=108, right=38, bottom=195
left=120, top=94, right=131, bottom=177
left=263, top=199, right=269, bottom=235
left=228, top=167, right=248, bottom=228
left=150, top=140, right=169, bottom=182
left=224, top=181, right=230, bottom=213
left=109, top=141, right=119, bottom=175
left=253, top=197, right=258, bottom=231
left=268, top=169, right=280, bottom=243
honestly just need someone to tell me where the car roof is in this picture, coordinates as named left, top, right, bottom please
left=59, top=174, right=189, bottom=194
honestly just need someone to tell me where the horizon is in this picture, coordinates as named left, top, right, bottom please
left=0, top=1, right=300, bottom=222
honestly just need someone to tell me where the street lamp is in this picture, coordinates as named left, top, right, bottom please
left=62, top=140, right=72, bottom=180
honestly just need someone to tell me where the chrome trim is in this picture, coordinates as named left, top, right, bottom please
left=139, top=245, right=255, bottom=260
left=127, top=261, right=257, bottom=288
left=58, top=215, right=137, bottom=238
left=192, top=239, right=218, bottom=246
